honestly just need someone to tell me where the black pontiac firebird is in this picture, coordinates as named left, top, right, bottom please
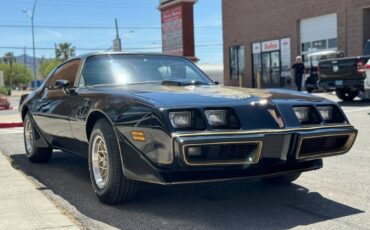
left=20, top=53, right=357, bottom=204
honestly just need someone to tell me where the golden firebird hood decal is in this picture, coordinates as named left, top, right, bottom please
left=103, top=84, right=324, bottom=106
left=132, top=84, right=272, bottom=100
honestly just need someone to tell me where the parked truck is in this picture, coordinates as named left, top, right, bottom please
left=318, top=40, right=370, bottom=101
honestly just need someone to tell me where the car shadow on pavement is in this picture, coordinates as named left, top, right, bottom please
left=338, top=99, right=370, bottom=108
left=10, top=151, right=364, bottom=230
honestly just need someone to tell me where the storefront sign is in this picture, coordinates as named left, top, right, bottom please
left=252, top=43, right=261, bottom=54
left=262, top=40, right=280, bottom=52
left=280, top=38, right=291, bottom=77
left=161, top=5, right=183, bottom=55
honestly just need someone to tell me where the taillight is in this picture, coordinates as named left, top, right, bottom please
left=365, top=64, right=370, bottom=69
left=357, top=61, right=365, bottom=73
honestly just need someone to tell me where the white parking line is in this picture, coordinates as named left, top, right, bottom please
left=344, top=107, right=370, bottom=113
left=0, top=128, right=23, bottom=135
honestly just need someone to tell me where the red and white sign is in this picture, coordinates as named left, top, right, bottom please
left=161, top=5, right=183, bottom=55
left=262, top=40, right=280, bottom=52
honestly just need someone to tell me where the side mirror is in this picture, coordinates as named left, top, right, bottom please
left=54, top=79, right=70, bottom=89
left=54, top=79, right=70, bottom=94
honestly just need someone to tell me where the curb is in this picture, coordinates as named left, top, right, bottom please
left=0, top=106, right=14, bottom=111
left=0, top=122, right=23, bottom=128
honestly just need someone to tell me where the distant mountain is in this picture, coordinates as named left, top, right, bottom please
left=15, top=54, right=42, bottom=78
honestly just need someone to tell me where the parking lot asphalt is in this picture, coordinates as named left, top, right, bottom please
left=0, top=93, right=369, bottom=230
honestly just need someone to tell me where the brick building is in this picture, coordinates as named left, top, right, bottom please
left=222, top=0, right=370, bottom=88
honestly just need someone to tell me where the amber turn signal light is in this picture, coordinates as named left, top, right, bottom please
left=131, top=131, right=145, bottom=141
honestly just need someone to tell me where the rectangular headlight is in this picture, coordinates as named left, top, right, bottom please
left=169, top=111, right=192, bottom=128
left=293, top=107, right=310, bottom=123
left=317, top=106, right=333, bottom=121
left=205, top=110, right=228, bottom=127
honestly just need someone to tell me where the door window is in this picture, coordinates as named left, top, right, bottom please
left=252, top=52, right=262, bottom=88
left=261, top=51, right=281, bottom=88
left=270, top=51, right=281, bottom=85
left=312, top=40, right=327, bottom=50
left=262, top=53, right=271, bottom=86
left=229, top=45, right=245, bottom=80
left=47, top=59, right=81, bottom=89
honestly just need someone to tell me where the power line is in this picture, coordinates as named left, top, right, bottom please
left=0, top=44, right=222, bottom=51
left=0, top=46, right=160, bottom=51
left=0, top=24, right=221, bottom=30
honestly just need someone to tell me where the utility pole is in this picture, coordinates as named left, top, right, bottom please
left=23, top=47, right=27, bottom=72
left=23, top=0, right=38, bottom=80
left=112, top=18, right=122, bottom=52
left=54, top=43, right=57, bottom=59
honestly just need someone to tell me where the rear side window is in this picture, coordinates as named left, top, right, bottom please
left=47, top=59, right=81, bottom=89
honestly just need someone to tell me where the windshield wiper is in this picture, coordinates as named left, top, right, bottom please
left=161, top=80, right=209, bottom=86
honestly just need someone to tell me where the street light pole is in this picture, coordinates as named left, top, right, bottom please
left=23, top=0, right=38, bottom=81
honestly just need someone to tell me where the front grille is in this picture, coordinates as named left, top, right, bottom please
left=184, top=142, right=262, bottom=165
left=297, top=134, right=352, bottom=159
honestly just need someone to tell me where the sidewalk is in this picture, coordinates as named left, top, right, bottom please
left=0, top=152, right=80, bottom=230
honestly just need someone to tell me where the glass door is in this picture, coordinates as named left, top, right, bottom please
left=261, top=51, right=281, bottom=88
left=270, top=51, right=281, bottom=87
left=261, top=53, right=271, bottom=88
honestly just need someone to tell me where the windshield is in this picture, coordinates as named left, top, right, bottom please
left=80, top=54, right=213, bottom=86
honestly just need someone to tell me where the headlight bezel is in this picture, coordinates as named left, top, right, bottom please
left=293, top=107, right=310, bottom=123
left=169, top=111, right=192, bottom=129
left=317, top=106, right=334, bottom=121
left=293, top=106, right=321, bottom=125
left=168, top=108, right=240, bottom=130
left=316, top=105, right=346, bottom=123
left=204, top=109, right=229, bottom=128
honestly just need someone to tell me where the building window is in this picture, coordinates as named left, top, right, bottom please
left=301, top=42, right=311, bottom=52
left=229, top=45, right=245, bottom=80
left=328, top=38, right=337, bottom=48
left=312, top=40, right=327, bottom=50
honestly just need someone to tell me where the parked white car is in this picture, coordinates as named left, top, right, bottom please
left=366, top=60, right=370, bottom=78
left=365, top=60, right=370, bottom=98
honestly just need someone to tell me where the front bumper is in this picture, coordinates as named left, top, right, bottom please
left=118, top=125, right=357, bottom=185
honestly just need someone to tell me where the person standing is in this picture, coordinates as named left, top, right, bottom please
left=291, top=56, right=305, bottom=91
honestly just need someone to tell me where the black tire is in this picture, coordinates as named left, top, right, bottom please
left=306, top=85, right=313, bottom=93
left=335, top=89, right=358, bottom=101
left=88, top=118, right=138, bottom=204
left=261, top=173, right=301, bottom=185
left=23, top=112, right=53, bottom=163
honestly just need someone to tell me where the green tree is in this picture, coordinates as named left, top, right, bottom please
left=56, top=42, right=76, bottom=61
left=2, top=52, right=16, bottom=87
left=39, top=58, right=61, bottom=79
left=0, top=63, right=32, bottom=86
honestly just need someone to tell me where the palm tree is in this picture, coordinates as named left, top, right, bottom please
left=3, top=52, right=16, bottom=87
left=56, top=42, right=76, bottom=61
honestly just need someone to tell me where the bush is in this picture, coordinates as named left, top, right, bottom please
left=0, top=87, right=11, bottom=96
left=0, top=63, right=33, bottom=87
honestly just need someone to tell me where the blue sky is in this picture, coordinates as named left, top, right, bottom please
left=0, top=0, right=222, bottom=64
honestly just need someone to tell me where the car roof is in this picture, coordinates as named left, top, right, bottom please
left=306, top=50, right=342, bottom=57
left=75, top=52, right=183, bottom=60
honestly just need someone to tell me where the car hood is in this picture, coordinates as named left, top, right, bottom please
left=96, top=84, right=325, bottom=106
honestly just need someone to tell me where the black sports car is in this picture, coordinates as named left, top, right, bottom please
left=20, top=53, right=357, bottom=204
